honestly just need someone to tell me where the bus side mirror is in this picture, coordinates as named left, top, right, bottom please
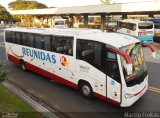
left=118, top=50, right=133, bottom=75
left=126, top=64, right=133, bottom=75
left=107, top=48, right=133, bottom=75
left=141, top=42, right=156, bottom=58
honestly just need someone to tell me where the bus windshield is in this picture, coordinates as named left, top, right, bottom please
left=155, top=23, right=160, bottom=29
left=138, top=23, right=153, bottom=29
left=120, top=43, right=147, bottom=87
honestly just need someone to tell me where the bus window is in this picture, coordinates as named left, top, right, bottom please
left=138, top=23, right=153, bottom=29
left=16, top=32, right=22, bottom=45
left=22, top=33, right=34, bottom=47
left=118, top=22, right=127, bottom=28
left=35, top=35, right=43, bottom=50
left=11, top=32, right=16, bottom=43
left=43, top=35, right=51, bottom=51
left=106, top=51, right=121, bottom=83
left=5, top=31, right=11, bottom=42
left=128, top=23, right=136, bottom=31
left=52, top=36, right=73, bottom=56
left=77, top=39, right=103, bottom=70
left=154, top=23, right=160, bottom=29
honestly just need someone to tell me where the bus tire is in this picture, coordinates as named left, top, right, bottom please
left=20, top=60, right=27, bottom=71
left=80, top=81, right=93, bottom=98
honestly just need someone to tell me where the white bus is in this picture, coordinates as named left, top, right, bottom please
left=150, top=19, right=160, bottom=42
left=117, top=20, right=154, bottom=44
left=4, top=28, right=155, bottom=107
left=54, top=19, right=66, bottom=28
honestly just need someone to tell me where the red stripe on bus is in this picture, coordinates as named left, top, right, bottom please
left=8, top=54, right=120, bottom=105
left=8, top=54, right=78, bottom=89
left=135, top=85, right=146, bottom=96
left=8, top=54, right=20, bottom=66
left=93, top=92, right=106, bottom=101
left=107, top=98, right=120, bottom=105
left=93, top=92, right=120, bottom=105
left=26, top=62, right=79, bottom=90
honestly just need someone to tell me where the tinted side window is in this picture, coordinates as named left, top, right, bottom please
left=106, top=51, right=121, bottom=83
left=5, top=31, right=11, bottom=42
left=35, top=35, right=43, bottom=49
left=76, top=39, right=103, bottom=70
left=22, top=33, right=28, bottom=46
left=44, top=35, right=51, bottom=51
left=28, top=34, right=34, bottom=48
left=16, top=32, right=22, bottom=45
left=11, top=32, right=16, bottom=43
left=52, top=36, right=73, bottom=56
left=22, top=33, right=34, bottom=47
left=128, top=23, right=136, bottom=31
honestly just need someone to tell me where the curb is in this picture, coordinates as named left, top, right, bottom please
left=2, top=82, right=59, bottom=118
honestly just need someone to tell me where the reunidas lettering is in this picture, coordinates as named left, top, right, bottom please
left=22, top=47, right=56, bottom=63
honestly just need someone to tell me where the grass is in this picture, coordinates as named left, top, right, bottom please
left=0, top=85, right=45, bottom=118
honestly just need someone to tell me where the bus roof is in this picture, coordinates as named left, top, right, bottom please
left=149, top=19, right=160, bottom=23
left=120, top=19, right=153, bottom=24
left=55, top=19, right=66, bottom=21
left=77, top=32, right=139, bottom=48
left=5, top=27, right=139, bottom=49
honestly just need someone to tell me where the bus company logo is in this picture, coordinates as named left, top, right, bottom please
left=60, top=56, right=69, bottom=67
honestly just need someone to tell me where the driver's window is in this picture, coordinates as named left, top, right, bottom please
left=107, top=51, right=121, bottom=83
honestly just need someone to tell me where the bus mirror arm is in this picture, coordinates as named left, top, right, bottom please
left=118, top=51, right=133, bottom=75
left=141, top=42, right=156, bottom=58
left=108, top=48, right=133, bottom=75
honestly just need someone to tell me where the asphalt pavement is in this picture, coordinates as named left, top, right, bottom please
left=0, top=30, right=160, bottom=118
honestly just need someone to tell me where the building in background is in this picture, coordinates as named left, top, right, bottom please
left=10, top=0, right=160, bottom=31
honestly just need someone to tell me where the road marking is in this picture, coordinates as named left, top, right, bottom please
left=148, top=86, right=160, bottom=93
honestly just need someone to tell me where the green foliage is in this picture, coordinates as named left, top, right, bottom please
left=0, top=4, right=12, bottom=21
left=8, top=0, right=48, bottom=10
left=100, top=0, right=109, bottom=4
left=8, top=0, right=47, bottom=26
left=0, top=86, right=44, bottom=117
left=0, top=62, right=7, bottom=83
left=12, top=15, right=21, bottom=22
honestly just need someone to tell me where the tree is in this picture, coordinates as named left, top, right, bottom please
left=0, top=62, right=7, bottom=83
left=100, top=0, right=109, bottom=4
left=8, top=0, right=48, bottom=27
left=8, top=0, right=47, bottom=10
left=100, top=0, right=116, bottom=4
left=0, top=4, right=12, bottom=22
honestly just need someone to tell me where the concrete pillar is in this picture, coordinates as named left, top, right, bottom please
left=149, top=14, right=154, bottom=19
left=20, top=15, right=23, bottom=27
left=84, top=14, right=88, bottom=28
left=101, top=14, right=106, bottom=31
left=69, top=15, right=74, bottom=28
left=46, top=18, right=48, bottom=24
left=106, top=15, right=110, bottom=29
left=73, top=16, right=79, bottom=28
left=122, top=14, right=127, bottom=20
left=40, top=17, right=44, bottom=26
left=50, top=17, right=53, bottom=27
left=33, top=16, right=36, bottom=27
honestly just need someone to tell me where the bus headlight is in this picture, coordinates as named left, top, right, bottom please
left=124, top=93, right=135, bottom=99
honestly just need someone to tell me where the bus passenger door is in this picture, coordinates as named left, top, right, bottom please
left=106, top=51, right=121, bottom=105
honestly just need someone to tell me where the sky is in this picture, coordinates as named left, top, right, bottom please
left=0, top=0, right=153, bottom=10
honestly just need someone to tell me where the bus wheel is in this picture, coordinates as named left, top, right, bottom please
left=20, top=60, right=27, bottom=71
left=80, top=82, right=93, bottom=98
